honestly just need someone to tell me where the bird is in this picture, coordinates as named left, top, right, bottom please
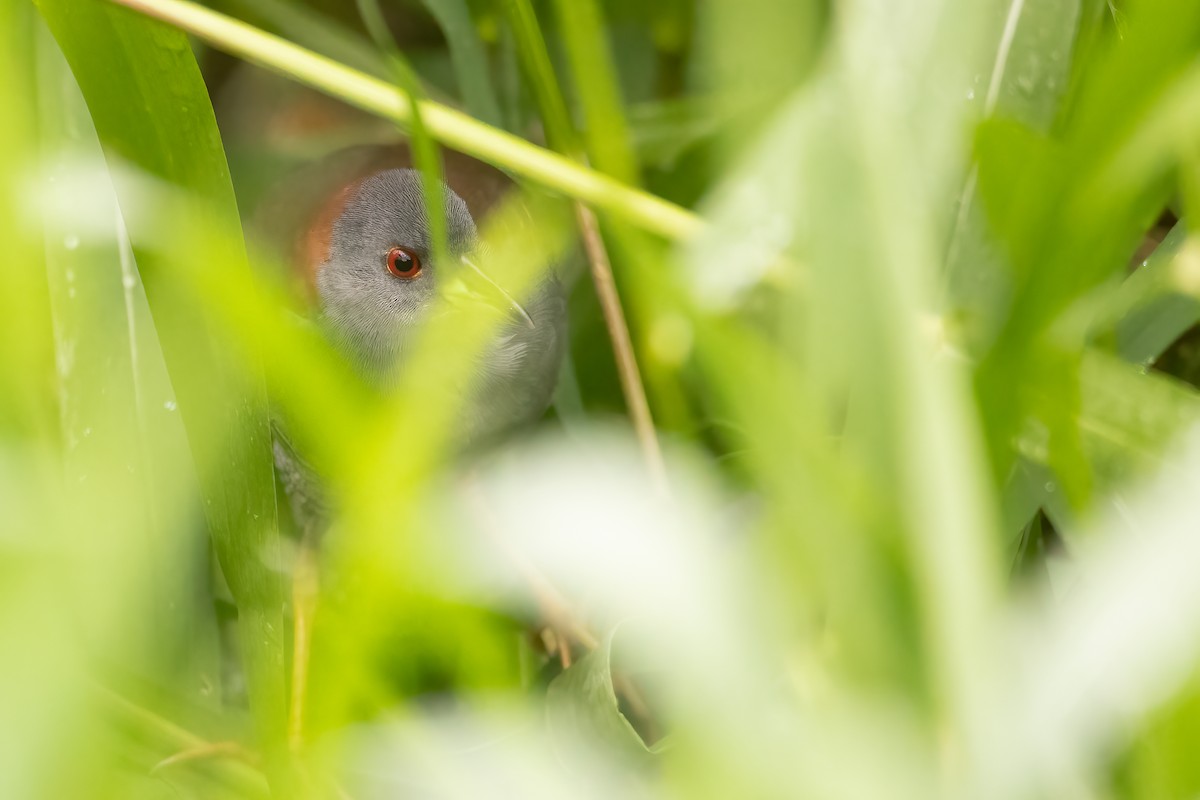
left=252, top=143, right=569, bottom=746
left=257, top=143, right=570, bottom=529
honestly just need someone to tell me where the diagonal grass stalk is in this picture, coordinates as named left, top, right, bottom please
left=105, top=0, right=703, bottom=243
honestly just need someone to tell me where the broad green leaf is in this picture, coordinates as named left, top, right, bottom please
left=1079, top=350, right=1200, bottom=485
left=1014, top=348, right=1200, bottom=544
left=975, top=0, right=1200, bottom=504
left=943, top=0, right=1082, bottom=348
left=35, top=16, right=216, bottom=696
left=34, top=0, right=288, bottom=772
left=980, top=0, right=1083, bottom=128
left=1108, top=224, right=1200, bottom=365
left=794, top=0, right=1012, bottom=747
left=999, top=0, right=1200, bottom=340
left=1121, top=676, right=1200, bottom=800
left=546, top=630, right=650, bottom=761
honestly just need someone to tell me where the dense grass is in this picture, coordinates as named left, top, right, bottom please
left=7, top=0, right=1200, bottom=797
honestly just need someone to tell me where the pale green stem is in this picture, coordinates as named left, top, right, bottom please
left=106, top=0, right=703, bottom=242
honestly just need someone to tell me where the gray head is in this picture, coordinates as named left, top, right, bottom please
left=316, top=168, right=477, bottom=369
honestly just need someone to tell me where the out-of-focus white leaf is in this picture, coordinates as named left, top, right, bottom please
left=336, top=703, right=655, bottom=800
left=995, top=429, right=1200, bottom=794
left=440, top=428, right=939, bottom=800
left=680, top=87, right=817, bottom=308
left=461, top=429, right=753, bottom=683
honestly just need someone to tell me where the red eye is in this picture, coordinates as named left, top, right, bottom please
left=385, top=246, right=422, bottom=279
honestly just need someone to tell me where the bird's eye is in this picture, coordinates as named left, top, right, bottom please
left=385, top=246, right=422, bottom=279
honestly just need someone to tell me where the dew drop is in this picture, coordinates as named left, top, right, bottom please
left=64, top=234, right=80, bottom=250
left=164, top=400, right=177, bottom=411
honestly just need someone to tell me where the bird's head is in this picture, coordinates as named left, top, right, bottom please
left=313, top=169, right=474, bottom=363
left=312, top=168, right=537, bottom=376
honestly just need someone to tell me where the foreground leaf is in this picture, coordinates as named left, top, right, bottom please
left=546, top=630, right=651, bottom=762
left=35, top=0, right=288, bottom=770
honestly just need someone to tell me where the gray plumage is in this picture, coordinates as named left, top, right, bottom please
left=272, top=167, right=567, bottom=529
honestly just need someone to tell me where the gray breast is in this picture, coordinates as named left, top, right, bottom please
left=466, top=275, right=569, bottom=444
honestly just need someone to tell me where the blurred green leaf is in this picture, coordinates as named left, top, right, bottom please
left=697, top=0, right=825, bottom=154
left=0, top=4, right=69, bottom=799
left=1120, top=673, right=1200, bottom=800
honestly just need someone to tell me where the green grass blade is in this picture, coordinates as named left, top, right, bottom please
left=232, top=0, right=387, bottom=78
left=417, top=0, right=503, bottom=127
left=1103, top=225, right=1200, bottom=365
left=548, top=0, right=639, bottom=182
left=356, top=0, right=450, bottom=273
left=502, top=0, right=577, bottom=153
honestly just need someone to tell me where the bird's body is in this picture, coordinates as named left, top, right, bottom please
left=259, top=144, right=568, bottom=528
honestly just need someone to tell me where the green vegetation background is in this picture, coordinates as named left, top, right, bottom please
left=6, top=0, right=1200, bottom=797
